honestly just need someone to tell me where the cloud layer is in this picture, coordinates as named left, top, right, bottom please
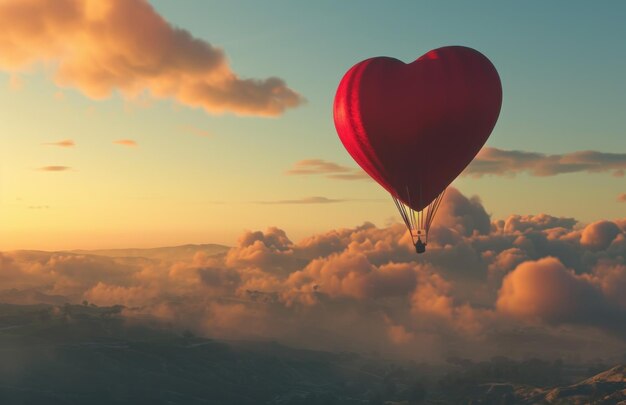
left=37, top=166, right=71, bottom=172
left=113, top=139, right=137, bottom=147
left=289, top=147, right=626, bottom=182
left=1, top=188, right=625, bottom=361
left=44, top=139, right=75, bottom=148
left=0, top=0, right=303, bottom=116
left=256, top=196, right=347, bottom=205
left=466, top=147, right=626, bottom=178
left=285, top=159, right=369, bottom=180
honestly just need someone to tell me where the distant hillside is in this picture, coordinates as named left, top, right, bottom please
left=0, top=289, right=68, bottom=306
left=69, top=243, right=230, bottom=261
left=0, top=303, right=623, bottom=404
left=440, top=361, right=626, bottom=404
left=0, top=303, right=396, bottom=405
left=541, top=365, right=626, bottom=404
left=462, top=366, right=626, bottom=404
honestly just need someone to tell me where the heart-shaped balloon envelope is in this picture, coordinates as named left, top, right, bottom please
left=333, top=46, right=502, bottom=212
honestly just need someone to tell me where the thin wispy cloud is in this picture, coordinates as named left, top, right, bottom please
left=27, top=205, right=50, bottom=209
left=465, top=147, right=626, bottom=178
left=113, top=139, right=138, bottom=147
left=289, top=148, right=626, bottom=182
left=37, top=166, right=71, bottom=172
left=8, top=74, right=22, bottom=91
left=285, top=159, right=369, bottom=180
left=256, top=196, right=347, bottom=205
left=181, top=125, right=212, bottom=138
left=618, top=193, right=626, bottom=203
left=44, top=139, right=75, bottom=148
left=0, top=0, right=303, bottom=117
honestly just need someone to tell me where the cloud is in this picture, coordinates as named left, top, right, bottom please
left=435, top=188, right=491, bottom=237
left=113, top=139, right=137, bottom=147
left=44, top=139, right=75, bottom=147
left=386, top=319, right=416, bottom=345
left=0, top=0, right=303, bottom=116
left=580, top=220, right=622, bottom=251
left=285, top=159, right=369, bottom=180
left=83, top=282, right=157, bottom=307
left=497, top=257, right=601, bottom=322
left=37, top=166, right=71, bottom=172
left=180, top=125, right=212, bottom=138
left=501, top=214, right=577, bottom=234
left=618, top=193, right=626, bottom=203
left=2, top=187, right=625, bottom=361
left=287, top=253, right=418, bottom=301
left=465, top=147, right=626, bottom=177
left=593, top=262, right=626, bottom=309
left=8, top=73, right=23, bottom=90
left=255, top=197, right=384, bottom=205
left=496, top=257, right=625, bottom=335
left=286, top=159, right=352, bottom=175
left=256, top=196, right=347, bottom=205
left=290, top=148, right=626, bottom=184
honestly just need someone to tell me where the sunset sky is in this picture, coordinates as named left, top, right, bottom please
left=1, top=0, right=625, bottom=250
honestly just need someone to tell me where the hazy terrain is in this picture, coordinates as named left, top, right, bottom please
left=0, top=302, right=623, bottom=404
left=70, top=244, right=230, bottom=262
left=1, top=195, right=625, bottom=403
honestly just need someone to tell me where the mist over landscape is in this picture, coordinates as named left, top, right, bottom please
left=2, top=188, right=626, bottom=362
left=2, top=188, right=625, bottom=403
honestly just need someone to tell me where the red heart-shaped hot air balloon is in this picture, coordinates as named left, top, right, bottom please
left=333, top=46, right=502, bottom=252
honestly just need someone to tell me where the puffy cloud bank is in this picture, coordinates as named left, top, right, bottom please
left=0, top=0, right=302, bottom=116
left=1, top=188, right=625, bottom=361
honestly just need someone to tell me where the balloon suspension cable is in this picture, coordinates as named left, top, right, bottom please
left=392, top=188, right=446, bottom=248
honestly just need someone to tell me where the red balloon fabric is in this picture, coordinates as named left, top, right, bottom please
left=333, top=46, right=502, bottom=211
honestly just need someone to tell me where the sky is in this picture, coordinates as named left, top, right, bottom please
left=0, top=0, right=625, bottom=250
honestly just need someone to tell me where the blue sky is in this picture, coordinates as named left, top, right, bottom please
left=151, top=0, right=626, bottom=212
